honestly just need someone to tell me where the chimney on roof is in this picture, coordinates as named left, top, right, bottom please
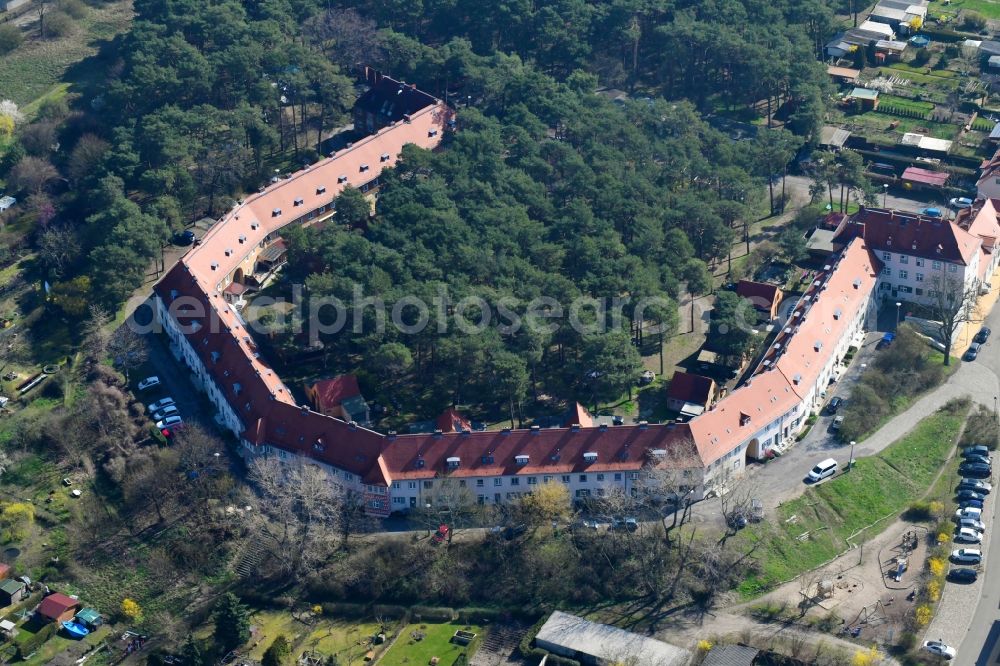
left=387, top=430, right=397, bottom=441
left=348, top=421, right=357, bottom=430
left=571, top=423, right=581, bottom=432
left=639, top=421, right=648, bottom=430
left=599, top=423, right=608, bottom=432
left=530, top=425, right=540, bottom=434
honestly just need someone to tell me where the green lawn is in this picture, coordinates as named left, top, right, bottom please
left=735, top=403, right=968, bottom=598
left=0, top=1, right=133, bottom=107
left=934, top=0, right=1000, bottom=19
left=379, top=622, right=483, bottom=666
left=242, top=611, right=391, bottom=665
left=19, top=625, right=111, bottom=666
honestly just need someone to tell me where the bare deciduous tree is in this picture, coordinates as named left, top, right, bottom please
left=107, top=324, right=148, bottom=382
left=247, top=457, right=344, bottom=575
left=926, top=274, right=982, bottom=366
left=303, top=8, right=384, bottom=74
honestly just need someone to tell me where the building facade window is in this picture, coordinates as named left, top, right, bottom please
left=596, top=474, right=605, bottom=481
left=579, top=474, right=587, bottom=482
left=916, top=273, right=924, bottom=282
left=527, top=477, right=538, bottom=485
left=949, top=264, right=958, bottom=273
left=882, top=251, right=892, bottom=261
left=494, top=478, right=502, bottom=487
left=561, top=475, right=571, bottom=483
left=899, top=255, right=908, bottom=264
left=408, top=481, right=417, bottom=490
left=933, top=260, right=942, bottom=270
left=476, top=479, right=484, bottom=487
left=899, top=270, right=907, bottom=279
left=510, top=478, right=520, bottom=486
left=916, top=258, right=924, bottom=267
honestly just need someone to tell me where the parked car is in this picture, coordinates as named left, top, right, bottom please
left=956, top=507, right=983, bottom=521
left=876, top=332, right=895, bottom=349
left=921, top=207, right=943, bottom=218
left=831, top=415, right=844, bottom=431
left=959, top=517, right=986, bottom=532
left=951, top=548, right=982, bottom=564
left=147, top=397, right=176, bottom=413
left=807, top=458, right=838, bottom=483
left=827, top=397, right=843, bottom=414
left=173, top=230, right=197, bottom=246
left=959, top=462, right=992, bottom=478
left=957, top=489, right=987, bottom=503
left=137, top=376, right=161, bottom=391
left=959, top=478, right=992, bottom=493
left=922, top=640, right=956, bottom=659
left=152, top=405, right=179, bottom=421
left=949, top=197, right=974, bottom=209
left=963, top=446, right=991, bottom=459
left=966, top=454, right=991, bottom=467
left=974, top=326, right=992, bottom=344
left=960, top=499, right=985, bottom=511
left=155, top=415, right=184, bottom=430
left=964, top=342, right=982, bottom=361
left=947, top=568, right=978, bottom=584
left=956, top=527, right=983, bottom=543
left=612, top=517, right=639, bottom=532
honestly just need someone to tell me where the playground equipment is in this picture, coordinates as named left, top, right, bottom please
left=894, top=557, right=907, bottom=583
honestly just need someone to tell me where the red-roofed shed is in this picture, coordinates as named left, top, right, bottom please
left=901, top=167, right=949, bottom=188
left=666, top=372, right=717, bottom=416
left=37, top=593, right=79, bottom=623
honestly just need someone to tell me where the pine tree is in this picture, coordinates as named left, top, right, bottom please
left=262, top=635, right=291, bottom=666
left=181, top=635, right=204, bottom=666
left=213, top=593, right=251, bottom=652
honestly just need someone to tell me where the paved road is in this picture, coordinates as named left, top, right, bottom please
left=782, top=176, right=934, bottom=215
left=954, top=295, right=1000, bottom=665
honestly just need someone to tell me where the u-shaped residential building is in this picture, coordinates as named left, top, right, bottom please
left=154, top=76, right=892, bottom=516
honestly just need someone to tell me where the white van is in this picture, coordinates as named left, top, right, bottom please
left=956, top=507, right=983, bottom=521
left=807, top=458, right=839, bottom=483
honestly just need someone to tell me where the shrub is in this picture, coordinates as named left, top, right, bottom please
left=43, top=10, right=75, bottom=38
left=58, top=0, right=88, bottom=18
left=960, top=404, right=999, bottom=449
left=915, top=604, right=932, bottom=626
left=0, top=25, right=23, bottom=55
left=962, top=10, right=987, bottom=31
left=927, top=579, right=941, bottom=602
left=410, top=606, right=455, bottom=622
left=928, top=557, right=946, bottom=577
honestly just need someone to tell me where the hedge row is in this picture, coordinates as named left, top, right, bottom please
left=877, top=104, right=930, bottom=120
left=17, top=622, right=57, bottom=660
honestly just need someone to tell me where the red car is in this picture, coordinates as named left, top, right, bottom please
left=431, top=524, right=449, bottom=544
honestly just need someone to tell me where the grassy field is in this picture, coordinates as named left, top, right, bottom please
left=935, top=0, right=1000, bottom=19
left=735, top=402, right=969, bottom=598
left=243, top=611, right=391, bottom=665
left=0, top=0, right=133, bottom=107
left=379, top=622, right=483, bottom=666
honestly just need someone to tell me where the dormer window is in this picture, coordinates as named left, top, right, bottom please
left=740, top=412, right=751, bottom=426
left=338, top=175, right=348, bottom=183
left=481, top=455, right=494, bottom=464
left=317, top=186, right=326, bottom=194
left=428, top=129, right=438, bottom=137
left=415, top=458, right=426, bottom=469
left=446, top=456, right=460, bottom=469
left=233, top=382, right=242, bottom=395
left=251, top=222, right=259, bottom=230
left=210, top=351, right=220, bottom=363
left=238, top=234, right=247, bottom=244
left=515, top=454, right=529, bottom=466
left=360, top=164, right=369, bottom=172
left=272, top=208, right=282, bottom=217
left=211, top=262, right=219, bottom=270
left=380, top=153, right=390, bottom=162
left=225, top=248, right=233, bottom=256
left=294, top=198, right=304, bottom=206
left=583, top=452, right=598, bottom=463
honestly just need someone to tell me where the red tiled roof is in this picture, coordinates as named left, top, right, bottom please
left=310, top=375, right=361, bottom=412
left=37, top=593, right=78, bottom=620
left=665, top=371, right=715, bottom=405
left=436, top=407, right=472, bottom=433
left=735, top=280, right=781, bottom=309
left=223, top=282, right=248, bottom=295
left=978, top=146, right=1000, bottom=186
left=849, top=208, right=979, bottom=265
left=901, top=167, right=949, bottom=187
left=378, top=422, right=703, bottom=480
left=563, top=402, right=594, bottom=428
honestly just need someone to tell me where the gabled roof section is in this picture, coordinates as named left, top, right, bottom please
left=666, top=371, right=715, bottom=405
left=355, top=67, right=439, bottom=124
left=850, top=207, right=979, bottom=265
left=563, top=402, right=595, bottom=428
left=437, top=407, right=473, bottom=433
left=735, top=279, right=782, bottom=309
left=309, top=374, right=361, bottom=412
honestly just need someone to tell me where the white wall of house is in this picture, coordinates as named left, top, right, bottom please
left=875, top=249, right=979, bottom=306
left=977, top=176, right=1000, bottom=202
